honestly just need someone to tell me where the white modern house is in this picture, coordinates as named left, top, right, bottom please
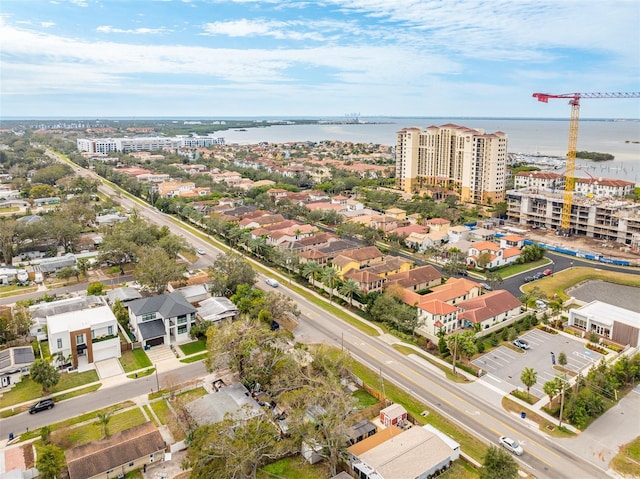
left=568, top=300, right=640, bottom=348
left=127, top=292, right=197, bottom=347
left=0, top=346, right=35, bottom=388
left=47, top=298, right=121, bottom=370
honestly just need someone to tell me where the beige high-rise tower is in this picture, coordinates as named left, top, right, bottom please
left=396, top=123, right=507, bottom=204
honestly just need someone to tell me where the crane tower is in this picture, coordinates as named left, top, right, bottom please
left=532, top=91, right=640, bottom=234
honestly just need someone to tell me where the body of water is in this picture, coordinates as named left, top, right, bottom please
left=218, top=117, right=640, bottom=185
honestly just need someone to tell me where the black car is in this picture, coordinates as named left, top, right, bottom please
left=29, top=399, right=55, bottom=414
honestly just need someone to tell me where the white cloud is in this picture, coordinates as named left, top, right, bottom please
left=97, top=25, right=172, bottom=35
left=201, top=18, right=326, bottom=41
left=68, top=0, right=88, bottom=7
left=40, top=22, right=56, bottom=28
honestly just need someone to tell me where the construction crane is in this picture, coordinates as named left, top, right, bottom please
left=532, top=91, right=640, bottom=234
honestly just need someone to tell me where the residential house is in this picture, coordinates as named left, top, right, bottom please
left=38, top=254, right=77, bottom=275
left=468, top=228, right=495, bottom=242
left=499, top=234, right=525, bottom=249
left=0, top=347, right=35, bottom=389
left=426, top=218, right=451, bottom=232
left=574, top=177, right=635, bottom=198
left=385, top=265, right=442, bottom=292
left=65, top=422, right=165, bottom=479
left=447, top=225, right=471, bottom=243
left=513, top=171, right=565, bottom=190
left=404, top=230, right=448, bottom=252
left=348, top=425, right=459, bottom=479
left=415, top=300, right=461, bottom=336
left=197, top=297, right=240, bottom=324
left=47, top=296, right=121, bottom=370
left=467, top=241, right=521, bottom=269
left=239, top=213, right=286, bottom=229
left=359, top=256, right=412, bottom=279
left=457, top=290, right=522, bottom=330
left=385, top=207, right=406, bottom=221
left=332, top=246, right=384, bottom=278
left=186, top=382, right=264, bottom=426
left=106, top=287, right=143, bottom=305
left=127, top=292, right=197, bottom=347
left=343, top=269, right=386, bottom=294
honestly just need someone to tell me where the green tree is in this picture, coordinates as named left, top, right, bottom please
left=208, top=253, right=257, bottom=297
left=485, top=271, right=503, bottom=290
left=480, top=445, right=518, bottom=479
left=186, top=412, right=288, bottom=479
left=55, top=266, right=77, bottom=282
left=36, top=444, right=66, bottom=479
left=230, top=284, right=265, bottom=315
left=134, top=246, right=187, bottom=295
left=558, top=352, right=567, bottom=366
left=320, top=267, right=340, bottom=303
left=543, top=380, right=559, bottom=403
left=520, top=367, right=537, bottom=401
left=96, top=412, right=111, bottom=439
left=301, top=261, right=322, bottom=283
left=30, top=359, right=60, bottom=393
left=339, top=279, right=361, bottom=307
left=40, top=425, right=51, bottom=444
left=0, top=218, right=18, bottom=265
left=87, top=281, right=105, bottom=296
left=158, top=234, right=191, bottom=259
left=446, top=331, right=477, bottom=374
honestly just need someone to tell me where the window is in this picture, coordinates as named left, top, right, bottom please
left=57, top=338, right=62, bottom=349
left=76, top=334, right=85, bottom=345
left=142, top=313, right=156, bottom=321
left=178, top=325, right=187, bottom=335
left=177, top=315, right=187, bottom=325
left=129, top=462, right=134, bottom=467
left=108, top=325, right=113, bottom=336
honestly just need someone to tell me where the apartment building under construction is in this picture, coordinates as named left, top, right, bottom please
left=506, top=187, right=640, bottom=248
left=395, top=123, right=508, bottom=205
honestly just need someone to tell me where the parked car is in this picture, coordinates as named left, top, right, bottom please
left=499, top=436, right=524, bottom=455
left=543, top=268, right=553, bottom=276
left=479, top=282, right=492, bottom=291
left=523, top=276, right=534, bottom=283
left=533, top=272, right=544, bottom=280
left=29, top=399, right=55, bottom=414
left=197, top=248, right=206, bottom=255
left=513, top=338, right=530, bottom=350
left=265, top=278, right=279, bottom=288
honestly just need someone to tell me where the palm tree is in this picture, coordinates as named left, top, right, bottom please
left=520, top=367, right=537, bottom=401
left=321, top=267, right=340, bottom=303
left=96, top=412, right=111, bottom=439
left=301, top=261, right=322, bottom=284
left=543, top=380, right=558, bottom=404
left=339, top=279, right=361, bottom=307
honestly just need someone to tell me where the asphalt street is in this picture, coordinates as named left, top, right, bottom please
left=24, top=150, right=638, bottom=478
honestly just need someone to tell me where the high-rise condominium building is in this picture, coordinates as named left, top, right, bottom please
left=396, top=124, right=508, bottom=204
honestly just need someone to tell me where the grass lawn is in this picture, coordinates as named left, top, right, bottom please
left=257, top=456, right=330, bottom=479
left=177, top=386, right=208, bottom=402
left=502, top=397, right=574, bottom=438
left=179, top=338, right=207, bottom=356
left=150, top=399, right=172, bottom=425
left=127, top=367, right=155, bottom=379
left=494, top=257, right=551, bottom=278
left=180, top=352, right=207, bottom=363
left=124, top=471, right=144, bottom=479
left=0, top=284, right=38, bottom=298
left=352, top=389, right=379, bottom=409
left=52, top=408, right=147, bottom=449
left=0, top=370, right=99, bottom=408
left=439, top=461, right=479, bottom=478
left=610, top=436, right=640, bottom=479
left=119, top=348, right=153, bottom=373
left=521, top=267, right=640, bottom=301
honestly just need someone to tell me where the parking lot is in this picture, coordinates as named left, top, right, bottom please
left=472, top=329, right=603, bottom=398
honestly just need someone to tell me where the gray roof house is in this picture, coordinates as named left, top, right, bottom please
left=0, top=346, right=35, bottom=389
left=187, top=382, right=264, bottom=426
left=106, top=287, right=143, bottom=305
left=197, top=297, right=239, bottom=324
left=127, top=292, right=197, bottom=347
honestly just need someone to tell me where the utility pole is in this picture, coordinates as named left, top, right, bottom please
left=155, top=364, right=160, bottom=392
left=558, top=377, right=567, bottom=428
left=452, top=334, right=458, bottom=375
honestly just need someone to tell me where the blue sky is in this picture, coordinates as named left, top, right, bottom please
left=1, top=0, right=639, bottom=118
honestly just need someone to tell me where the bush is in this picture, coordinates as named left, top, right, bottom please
left=490, top=332, right=499, bottom=347
left=87, top=282, right=105, bottom=296
left=477, top=339, right=485, bottom=354
left=501, top=328, right=509, bottom=341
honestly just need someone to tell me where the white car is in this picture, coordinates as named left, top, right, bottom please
left=513, top=338, right=530, bottom=350
left=265, top=278, right=279, bottom=288
left=197, top=248, right=206, bottom=255
left=499, top=436, right=523, bottom=456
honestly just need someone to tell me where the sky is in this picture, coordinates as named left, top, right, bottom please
left=1, top=0, right=639, bottom=119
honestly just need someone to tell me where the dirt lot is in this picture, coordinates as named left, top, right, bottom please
left=525, top=228, right=640, bottom=264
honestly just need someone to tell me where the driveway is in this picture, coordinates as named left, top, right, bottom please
left=95, top=358, right=124, bottom=379
left=472, top=329, right=603, bottom=398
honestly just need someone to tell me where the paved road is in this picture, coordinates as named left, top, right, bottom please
left=35, top=150, right=626, bottom=478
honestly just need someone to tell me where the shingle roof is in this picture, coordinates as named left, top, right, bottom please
left=66, top=422, right=165, bottom=479
left=127, top=292, right=196, bottom=317
left=138, top=319, right=166, bottom=340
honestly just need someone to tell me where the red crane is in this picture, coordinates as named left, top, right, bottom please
left=532, top=91, right=640, bottom=233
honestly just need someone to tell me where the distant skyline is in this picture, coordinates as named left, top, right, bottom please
left=1, top=0, right=639, bottom=119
